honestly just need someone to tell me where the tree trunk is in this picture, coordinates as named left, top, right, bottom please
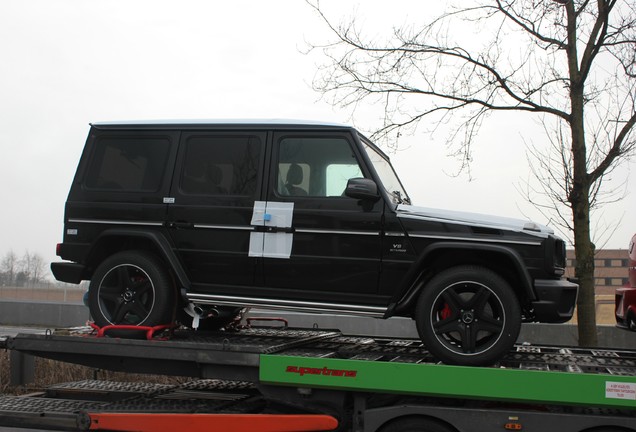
left=570, top=113, right=598, bottom=347
left=565, top=1, right=597, bottom=347
left=572, top=195, right=598, bottom=347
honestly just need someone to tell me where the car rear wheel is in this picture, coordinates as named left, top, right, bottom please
left=415, top=265, right=521, bottom=366
left=88, top=251, right=174, bottom=332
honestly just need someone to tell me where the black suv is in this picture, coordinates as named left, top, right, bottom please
left=52, top=120, right=577, bottom=365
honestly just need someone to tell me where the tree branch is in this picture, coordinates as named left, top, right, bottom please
left=589, top=110, right=636, bottom=182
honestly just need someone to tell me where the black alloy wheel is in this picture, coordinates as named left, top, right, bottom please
left=415, top=265, right=521, bottom=366
left=88, top=251, right=174, bottom=332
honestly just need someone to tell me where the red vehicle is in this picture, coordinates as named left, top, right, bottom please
left=615, top=233, right=636, bottom=331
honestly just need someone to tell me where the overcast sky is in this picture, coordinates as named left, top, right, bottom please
left=1, top=0, right=634, bottom=278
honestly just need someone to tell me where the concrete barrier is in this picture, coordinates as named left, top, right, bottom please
left=0, top=300, right=89, bottom=328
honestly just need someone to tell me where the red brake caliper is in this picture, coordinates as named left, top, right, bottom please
left=439, top=303, right=452, bottom=320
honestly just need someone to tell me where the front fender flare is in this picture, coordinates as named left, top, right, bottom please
left=386, top=241, right=534, bottom=317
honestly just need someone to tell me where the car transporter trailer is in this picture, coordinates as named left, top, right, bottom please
left=0, top=321, right=635, bottom=432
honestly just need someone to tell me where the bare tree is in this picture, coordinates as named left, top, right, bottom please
left=29, top=253, right=46, bottom=284
left=18, top=251, right=47, bottom=285
left=1, top=250, right=18, bottom=285
left=308, top=0, right=636, bottom=346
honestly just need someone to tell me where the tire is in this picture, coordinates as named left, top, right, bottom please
left=88, top=251, right=175, bottom=331
left=415, top=265, right=521, bottom=366
left=378, top=416, right=455, bottom=432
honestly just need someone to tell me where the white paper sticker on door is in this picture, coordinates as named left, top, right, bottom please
left=249, top=201, right=294, bottom=259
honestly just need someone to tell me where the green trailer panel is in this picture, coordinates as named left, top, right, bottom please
left=260, top=354, right=636, bottom=409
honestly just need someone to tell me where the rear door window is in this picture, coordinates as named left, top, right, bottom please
left=179, top=134, right=262, bottom=197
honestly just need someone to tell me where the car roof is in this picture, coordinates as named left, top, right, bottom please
left=90, top=119, right=353, bottom=130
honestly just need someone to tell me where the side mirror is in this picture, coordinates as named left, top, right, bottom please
left=345, top=178, right=380, bottom=201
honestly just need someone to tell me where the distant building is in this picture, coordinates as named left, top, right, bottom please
left=565, top=249, right=630, bottom=324
left=565, top=249, right=630, bottom=295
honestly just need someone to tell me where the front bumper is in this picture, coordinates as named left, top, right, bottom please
left=531, top=278, right=578, bottom=323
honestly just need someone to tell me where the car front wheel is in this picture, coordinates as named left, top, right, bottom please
left=415, top=265, right=521, bottom=366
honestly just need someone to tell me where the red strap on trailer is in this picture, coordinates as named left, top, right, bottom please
left=87, top=413, right=338, bottom=432
left=89, top=322, right=174, bottom=340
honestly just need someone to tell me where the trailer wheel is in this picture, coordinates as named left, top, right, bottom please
left=378, top=416, right=455, bottom=432
left=415, top=265, right=521, bottom=366
left=88, top=251, right=174, bottom=332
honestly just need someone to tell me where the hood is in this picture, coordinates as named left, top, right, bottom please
left=396, top=204, right=554, bottom=236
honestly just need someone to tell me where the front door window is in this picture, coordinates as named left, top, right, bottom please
left=276, top=137, right=365, bottom=198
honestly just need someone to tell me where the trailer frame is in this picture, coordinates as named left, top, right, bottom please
left=1, top=325, right=635, bottom=432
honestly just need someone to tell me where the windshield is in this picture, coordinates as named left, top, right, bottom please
left=360, top=137, right=411, bottom=205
